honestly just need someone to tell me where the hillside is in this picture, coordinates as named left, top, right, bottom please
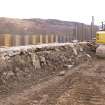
left=0, top=17, right=97, bottom=35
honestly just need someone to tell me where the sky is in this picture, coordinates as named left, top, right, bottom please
left=0, top=0, right=105, bottom=25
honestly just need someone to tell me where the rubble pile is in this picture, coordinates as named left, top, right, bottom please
left=0, top=43, right=91, bottom=95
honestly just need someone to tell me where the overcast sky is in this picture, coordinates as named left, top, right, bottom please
left=0, top=0, right=105, bottom=25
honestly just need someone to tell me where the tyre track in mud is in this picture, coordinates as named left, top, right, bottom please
left=1, top=58, right=105, bottom=105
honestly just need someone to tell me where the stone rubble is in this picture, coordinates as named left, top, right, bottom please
left=0, top=43, right=91, bottom=95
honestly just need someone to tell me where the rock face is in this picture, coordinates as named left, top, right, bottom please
left=0, top=43, right=91, bottom=96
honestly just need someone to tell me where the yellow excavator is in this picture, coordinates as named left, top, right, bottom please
left=96, top=22, right=105, bottom=57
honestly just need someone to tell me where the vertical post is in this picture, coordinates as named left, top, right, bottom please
left=75, top=23, right=77, bottom=40
left=84, top=25, right=85, bottom=41
left=81, top=24, right=83, bottom=41
left=40, top=35, right=43, bottom=44
left=4, top=34, right=12, bottom=47
left=46, top=35, right=49, bottom=43
left=51, top=34, right=54, bottom=43
left=55, top=35, right=58, bottom=43
left=32, top=35, right=36, bottom=45
left=102, top=21, right=104, bottom=30
left=91, top=16, right=94, bottom=40
left=25, top=35, right=29, bottom=45
left=82, top=24, right=84, bottom=41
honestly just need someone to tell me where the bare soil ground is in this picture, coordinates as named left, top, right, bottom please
left=0, top=57, right=105, bottom=105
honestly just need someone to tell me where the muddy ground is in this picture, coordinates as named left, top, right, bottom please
left=0, top=56, right=105, bottom=105
left=0, top=43, right=105, bottom=105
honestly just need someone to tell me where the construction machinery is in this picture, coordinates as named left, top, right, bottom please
left=96, top=22, right=105, bottom=57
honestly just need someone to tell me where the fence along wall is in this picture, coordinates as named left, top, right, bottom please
left=0, top=24, right=98, bottom=47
